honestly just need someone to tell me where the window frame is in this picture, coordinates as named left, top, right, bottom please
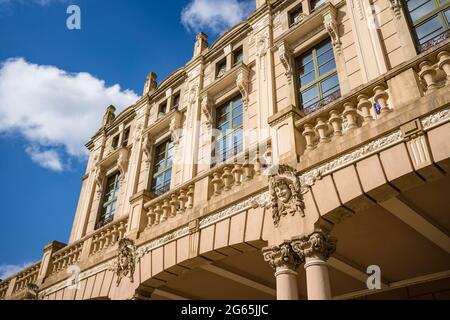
left=96, top=171, right=121, bottom=229
left=212, top=95, right=244, bottom=166
left=295, top=38, right=340, bottom=114
left=151, top=138, right=174, bottom=196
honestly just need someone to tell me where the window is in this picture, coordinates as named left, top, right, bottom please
left=406, top=0, right=450, bottom=51
left=158, top=101, right=167, bottom=118
left=311, top=0, right=326, bottom=11
left=216, top=58, right=227, bottom=78
left=151, top=139, right=173, bottom=196
left=233, top=47, right=243, bottom=66
left=212, top=96, right=243, bottom=166
left=296, top=38, right=340, bottom=114
left=122, top=128, right=130, bottom=147
left=97, top=172, right=120, bottom=229
left=289, top=6, right=304, bottom=27
left=112, top=135, right=120, bottom=150
left=172, top=93, right=180, bottom=110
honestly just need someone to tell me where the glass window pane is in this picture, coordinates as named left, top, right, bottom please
left=299, top=71, right=316, bottom=87
left=407, top=0, right=437, bottom=22
left=301, top=86, right=319, bottom=107
left=232, top=102, right=243, bottom=118
left=299, top=60, right=315, bottom=75
left=321, top=73, right=340, bottom=96
left=232, top=115, right=243, bottom=128
left=415, top=15, right=445, bottom=43
left=317, top=40, right=333, bottom=56
left=319, top=59, right=336, bottom=76
left=317, top=48, right=334, bottom=66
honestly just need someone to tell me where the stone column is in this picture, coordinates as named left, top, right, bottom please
left=291, top=231, right=337, bottom=300
left=262, top=241, right=303, bottom=300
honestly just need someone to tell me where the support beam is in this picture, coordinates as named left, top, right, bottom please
left=200, top=264, right=276, bottom=296
left=329, top=256, right=388, bottom=289
left=380, top=197, right=450, bottom=254
left=333, top=270, right=450, bottom=300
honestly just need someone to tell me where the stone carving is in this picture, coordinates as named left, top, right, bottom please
left=201, top=94, right=213, bottom=128
left=236, top=68, right=249, bottom=110
left=170, top=114, right=182, bottom=145
left=112, top=238, right=137, bottom=286
left=257, top=33, right=269, bottom=81
left=278, top=41, right=293, bottom=84
left=323, top=10, right=341, bottom=55
left=291, top=231, right=337, bottom=260
left=268, top=165, right=305, bottom=227
left=353, top=0, right=364, bottom=20
left=24, top=283, right=39, bottom=300
left=143, top=72, right=157, bottom=95
left=262, top=241, right=303, bottom=270
left=189, top=84, right=199, bottom=105
left=94, top=163, right=105, bottom=199
left=117, top=147, right=129, bottom=182
left=388, top=0, right=402, bottom=19
left=142, top=134, right=153, bottom=169
left=421, top=106, right=450, bottom=130
left=133, top=121, right=144, bottom=143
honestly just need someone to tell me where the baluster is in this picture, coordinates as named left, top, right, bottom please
left=343, top=102, right=358, bottom=129
left=187, top=185, right=194, bottom=209
left=161, top=199, right=170, bottom=222
left=438, top=51, right=450, bottom=85
left=178, top=190, right=187, bottom=212
left=373, top=85, right=391, bottom=115
left=222, top=166, right=233, bottom=191
left=418, top=61, right=437, bottom=93
left=104, top=229, right=111, bottom=249
left=232, top=163, right=243, bottom=186
left=154, top=203, right=162, bottom=225
left=357, top=94, right=373, bottom=125
left=242, top=157, right=254, bottom=181
left=92, top=234, right=99, bottom=254
left=118, top=222, right=126, bottom=240
left=146, top=206, right=155, bottom=228
left=254, top=152, right=262, bottom=175
left=170, top=194, right=179, bottom=217
left=211, top=172, right=222, bottom=196
left=98, top=232, right=105, bottom=252
left=329, top=109, right=343, bottom=136
left=302, top=123, right=316, bottom=150
left=110, top=225, right=118, bottom=245
left=315, top=117, right=330, bottom=144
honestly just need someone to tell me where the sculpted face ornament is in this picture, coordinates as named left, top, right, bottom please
left=269, top=165, right=305, bottom=227
left=115, top=238, right=136, bottom=286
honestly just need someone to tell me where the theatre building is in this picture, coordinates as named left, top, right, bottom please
left=1, top=0, right=450, bottom=300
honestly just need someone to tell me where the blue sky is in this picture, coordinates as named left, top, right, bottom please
left=0, top=0, right=255, bottom=279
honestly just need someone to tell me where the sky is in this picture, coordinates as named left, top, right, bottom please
left=0, top=0, right=255, bottom=280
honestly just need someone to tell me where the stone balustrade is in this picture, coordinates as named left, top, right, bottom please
left=0, top=281, right=9, bottom=300
left=89, top=217, right=128, bottom=256
left=418, top=49, right=450, bottom=94
left=12, top=263, right=40, bottom=294
left=143, top=184, right=195, bottom=228
left=50, top=242, right=83, bottom=276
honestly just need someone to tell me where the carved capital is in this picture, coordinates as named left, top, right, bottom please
left=201, top=93, right=213, bottom=128
left=388, top=0, right=402, bottom=20
left=236, top=68, right=249, bottom=110
left=262, top=241, right=303, bottom=271
left=291, top=231, right=337, bottom=260
left=24, top=283, right=39, bottom=300
left=322, top=8, right=341, bottom=55
left=278, top=41, right=293, bottom=84
left=268, top=164, right=306, bottom=227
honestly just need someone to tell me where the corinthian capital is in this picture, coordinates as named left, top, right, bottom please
left=291, top=231, right=337, bottom=260
left=262, top=241, right=303, bottom=271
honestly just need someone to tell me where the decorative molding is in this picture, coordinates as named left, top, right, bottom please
left=278, top=41, right=293, bottom=85
left=291, top=231, right=337, bottom=260
left=262, top=241, right=303, bottom=270
left=299, top=130, right=403, bottom=191
left=236, top=68, right=249, bottom=110
left=353, top=0, right=364, bottom=20
left=138, top=226, right=190, bottom=256
left=169, top=112, right=183, bottom=145
left=388, top=0, right=402, bottom=20
left=421, top=106, right=450, bottom=130
left=323, top=8, right=341, bottom=55
left=117, top=147, right=129, bottom=182
left=94, top=163, right=105, bottom=199
left=142, top=134, right=154, bottom=169
left=268, top=165, right=305, bottom=227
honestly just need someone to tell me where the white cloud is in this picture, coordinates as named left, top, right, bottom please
left=0, top=58, right=138, bottom=171
left=0, top=262, right=32, bottom=280
left=181, top=0, right=255, bottom=34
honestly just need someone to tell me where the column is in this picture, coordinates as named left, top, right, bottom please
left=262, top=241, right=303, bottom=300
left=291, top=231, right=337, bottom=300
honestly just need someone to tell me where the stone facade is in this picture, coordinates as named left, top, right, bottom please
left=2, top=0, right=450, bottom=300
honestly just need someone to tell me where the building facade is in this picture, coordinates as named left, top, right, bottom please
left=2, top=0, right=450, bottom=300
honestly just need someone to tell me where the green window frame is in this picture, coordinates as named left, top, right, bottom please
left=151, top=139, right=173, bottom=196
left=212, top=95, right=244, bottom=166
left=97, top=172, right=121, bottom=229
left=296, top=38, right=340, bottom=114
left=405, top=0, right=450, bottom=51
